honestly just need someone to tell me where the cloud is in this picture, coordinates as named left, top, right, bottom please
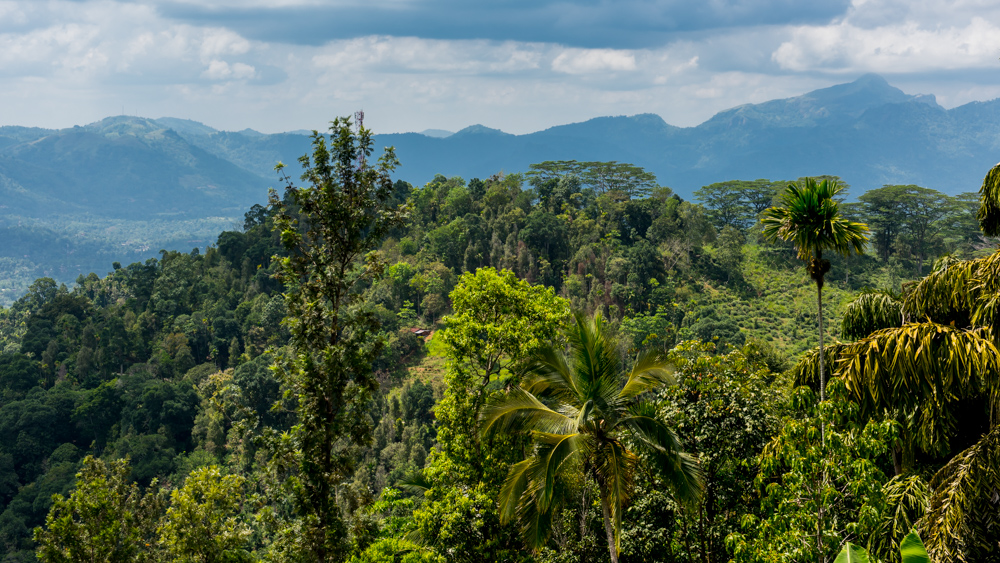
left=773, top=15, right=1000, bottom=74
left=201, top=59, right=256, bottom=80
left=0, top=0, right=999, bottom=140
left=310, top=36, right=544, bottom=75
left=552, top=49, right=637, bottom=74
left=155, top=0, right=853, bottom=49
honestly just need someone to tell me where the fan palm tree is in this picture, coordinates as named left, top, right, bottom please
left=761, top=178, right=868, bottom=409
left=480, top=313, right=703, bottom=563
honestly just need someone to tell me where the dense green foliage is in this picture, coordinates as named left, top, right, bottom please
left=0, top=116, right=996, bottom=562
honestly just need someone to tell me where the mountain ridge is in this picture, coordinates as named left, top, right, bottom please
left=1, top=74, right=998, bottom=222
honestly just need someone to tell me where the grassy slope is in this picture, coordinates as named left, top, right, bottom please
left=698, top=245, right=897, bottom=359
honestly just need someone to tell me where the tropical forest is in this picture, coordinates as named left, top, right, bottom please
left=0, top=115, right=997, bottom=563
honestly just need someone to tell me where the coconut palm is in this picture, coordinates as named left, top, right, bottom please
left=761, top=178, right=868, bottom=408
left=480, top=313, right=703, bottom=563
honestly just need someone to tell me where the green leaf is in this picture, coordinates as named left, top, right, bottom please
left=834, top=542, right=871, bottom=563
left=899, top=531, right=930, bottom=563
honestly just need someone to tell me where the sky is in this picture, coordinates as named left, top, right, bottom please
left=0, top=0, right=998, bottom=135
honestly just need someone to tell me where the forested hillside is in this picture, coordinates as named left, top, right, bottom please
left=5, top=74, right=1000, bottom=308
left=0, top=119, right=996, bottom=562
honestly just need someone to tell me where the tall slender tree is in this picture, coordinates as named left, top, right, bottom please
left=761, top=177, right=868, bottom=559
left=269, top=113, right=406, bottom=561
left=761, top=178, right=868, bottom=412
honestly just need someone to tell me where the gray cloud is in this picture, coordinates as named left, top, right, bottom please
left=1, top=0, right=999, bottom=140
left=154, top=0, right=852, bottom=49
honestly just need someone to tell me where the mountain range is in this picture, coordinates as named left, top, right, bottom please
left=374, top=74, right=999, bottom=199
left=2, top=73, right=1000, bottom=305
left=2, top=73, right=999, bottom=223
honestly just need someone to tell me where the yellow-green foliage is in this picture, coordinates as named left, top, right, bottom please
left=158, top=466, right=251, bottom=563
left=920, top=426, right=1000, bottom=562
left=841, top=291, right=903, bottom=341
left=836, top=323, right=999, bottom=455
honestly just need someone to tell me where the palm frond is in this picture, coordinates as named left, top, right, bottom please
left=790, top=342, right=850, bottom=389
left=396, top=470, right=433, bottom=497
left=619, top=349, right=676, bottom=400
left=761, top=178, right=868, bottom=261
left=976, top=162, right=1000, bottom=237
left=918, top=426, right=1000, bottom=562
left=869, top=474, right=930, bottom=563
left=570, top=312, right=630, bottom=422
left=837, top=323, right=1000, bottom=454
left=522, top=346, right=580, bottom=404
left=969, top=250, right=1000, bottom=338
left=498, top=459, right=534, bottom=525
left=530, top=432, right=588, bottom=512
left=841, top=291, right=904, bottom=341
left=615, top=402, right=704, bottom=503
left=594, top=439, right=638, bottom=553
left=480, top=388, right=575, bottom=436
left=503, top=455, right=558, bottom=551
left=932, top=254, right=964, bottom=273
left=903, top=257, right=980, bottom=326
left=516, top=497, right=555, bottom=553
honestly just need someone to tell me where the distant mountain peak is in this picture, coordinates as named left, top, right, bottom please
left=853, top=73, right=892, bottom=87
left=419, top=129, right=454, bottom=138
left=452, top=124, right=511, bottom=137
left=155, top=117, right=220, bottom=137
left=702, top=73, right=936, bottom=129
left=83, top=115, right=167, bottom=137
left=806, top=73, right=908, bottom=105
left=234, top=128, right=265, bottom=137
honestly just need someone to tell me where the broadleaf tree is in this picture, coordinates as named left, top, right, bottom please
left=268, top=113, right=407, bottom=561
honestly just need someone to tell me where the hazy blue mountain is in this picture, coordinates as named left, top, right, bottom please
left=371, top=74, right=999, bottom=197
left=4, top=73, right=998, bottom=222
left=418, top=129, right=453, bottom=138
left=0, top=116, right=269, bottom=218
left=154, top=117, right=220, bottom=137
left=2, top=73, right=1000, bottom=304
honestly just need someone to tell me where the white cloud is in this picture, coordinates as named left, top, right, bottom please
left=198, top=28, right=251, bottom=59
left=552, top=49, right=637, bottom=74
left=311, top=36, right=544, bottom=75
left=773, top=16, right=1000, bottom=73
left=0, top=0, right=999, bottom=137
left=201, top=59, right=256, bottom=80
left=0, top=1, right=28, bottom=27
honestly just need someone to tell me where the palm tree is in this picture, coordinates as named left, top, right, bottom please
left=761, top=178, right=867, bottom=559
left=480, top=313, right=703, bottom=563
left=785, top=164, right=1000, bottom=561
left=761, top=178, right=868, bottom=411
left=823, top=253, right=1000, bottom=561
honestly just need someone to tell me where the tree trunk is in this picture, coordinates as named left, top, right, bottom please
left=598, top=482, right=619, bottom=563
left=818, top=283, right=826, bottom=419
left=580, top=485, right=589, bottom=563
left=698, top=501, right=710, bottom=563
left=816, top=277, right=826, bottom=562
